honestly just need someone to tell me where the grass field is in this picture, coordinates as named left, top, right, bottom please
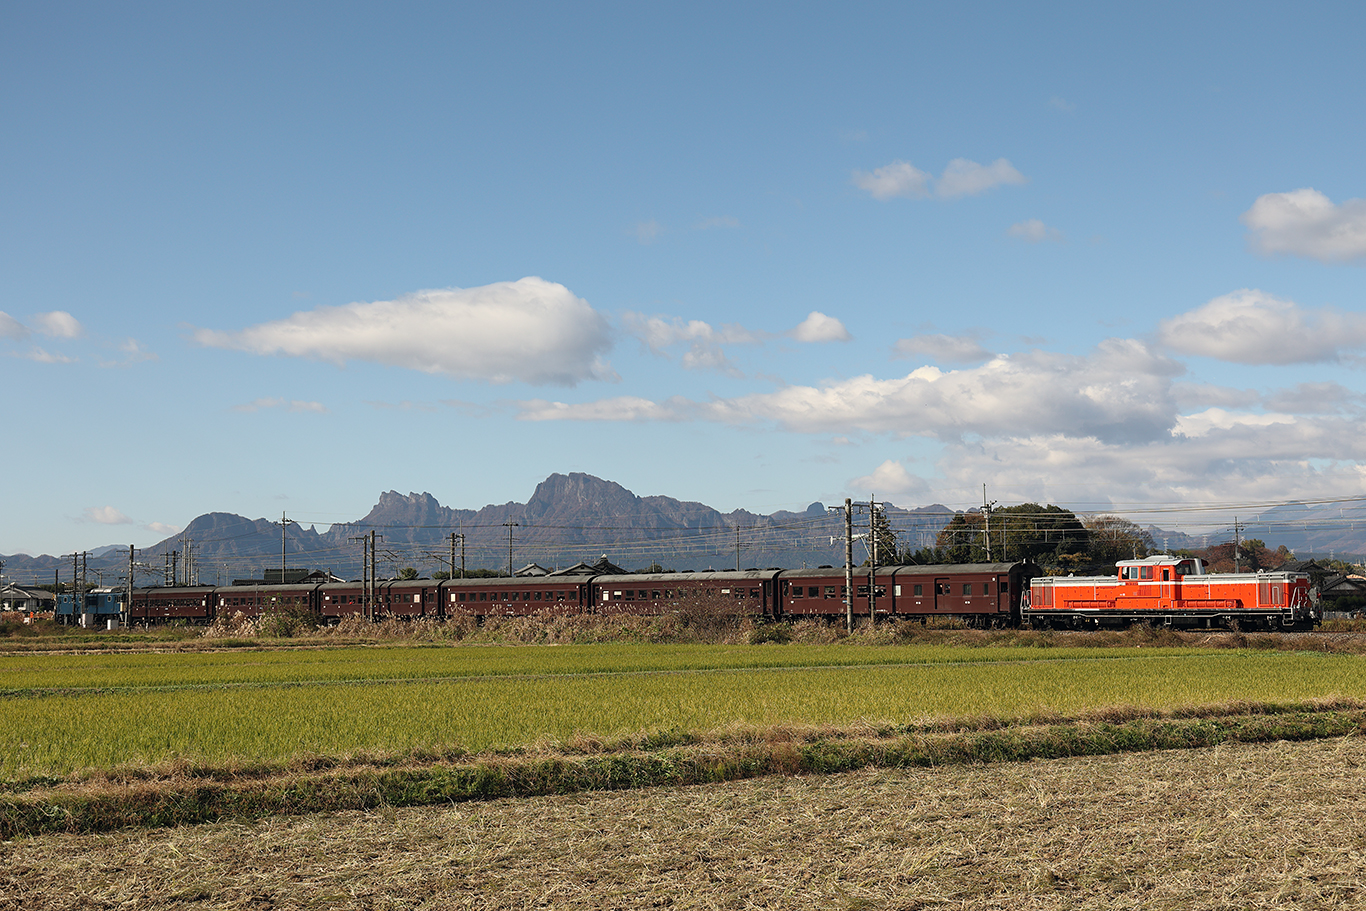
left=7, top=632, right=1366, bottom=905
left=3, top=641, right=1365, bottom=780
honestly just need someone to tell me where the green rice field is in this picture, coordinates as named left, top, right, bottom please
left=2, top=643, right=1362, bottom=779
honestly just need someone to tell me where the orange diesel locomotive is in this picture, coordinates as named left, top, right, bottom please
left=1022, top=555, right=1316, bottom=631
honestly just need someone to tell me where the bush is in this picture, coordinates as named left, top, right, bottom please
left=749, top=623, right=793, bottom=645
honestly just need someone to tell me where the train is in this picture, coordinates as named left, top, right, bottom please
left=97, top=562, right=1040, bottom=628
left=56, top=554, right=1319, bottom=633
left=1023, top=555, right=1318, bottom=631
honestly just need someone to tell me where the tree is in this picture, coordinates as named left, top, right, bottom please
left=1084, top=515, right=1154, bottom=565
left=397, top=567, right=419, bottom=580
left=934, top=504, right=1088, bottom=565
left=861, top=506, right=899, bottom=565
left=1197, top=538, right=1292, bottom=573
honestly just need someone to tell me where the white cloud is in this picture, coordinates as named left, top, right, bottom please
left=631, top=219, right=664, bottom=244
left=31, top=311, right=83, bottom=338
left=852, top=160, right=931, bottom=200
left=623, top=310, right=849, bottom=373
left=1157, top=289, right=1366, bottom=364
left=848, top=460, right=933, bottom=501
left=521, top=339, right=1185, bottom=446
left=13, top=347, right=75, bottom=364
left=695, top=216, right=740, bottom=230
left=854, top=157, right=1026, bottom=201
left=622, top=312, right=760, bottom=376
left=928, top=420, right=1366, bottom=511
left=195, top=277, right=615, bottom=387
left=83, top=506, right=132, bottom=525
left=1048, top=96, right=1075, bottom=113
left=1007, top=219, right=1064, bottom=242
left=935, top=158, right=1027, bottom=199
left=440, top=399, right=495, bottom=418
left=790, top=312, right=850, bottom=343
left=1241, top=188, right=1366, bottom=262
left=365, top=400, right=439, bottom=413
left=232, top=397, right=329, bottom=414
left=518, top=396, right=688, bottom=422
left=0, top=311, right=28, bottom=340
left=1170, top=382, right=1259, bottom=410
left=623, top=313, right=758, bottom=350
left=99, top=338, right=158, bottom=368
left=146, top=522, right=182, bottom=536
left=1263, top=382, right=1363, bottom=415
left=701, top=340, right=1181, bottom=444
left=894, top=333, right=993, bottom=364
left=1173, top=407, right=1296, bottom=438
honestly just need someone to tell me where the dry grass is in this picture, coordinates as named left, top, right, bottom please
left=10, top=616, right=1366, bottom=656
left=5, top=701, right=1364, bottom=840
left=3, top=735, right=1364, bottom=909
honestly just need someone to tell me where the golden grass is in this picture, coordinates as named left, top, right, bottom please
left=4, top=735, right=1365, bottom=909
left=7, top=647, right=1366, bottom=780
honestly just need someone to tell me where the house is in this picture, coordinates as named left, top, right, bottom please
left=0, top=583, right=57, bottom=614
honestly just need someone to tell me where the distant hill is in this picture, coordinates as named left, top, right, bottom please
left=0, top=474, right=956, bottom=585
left=5, top=476, right=1363, bottom=587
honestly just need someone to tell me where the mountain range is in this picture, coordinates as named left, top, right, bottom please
left=3, top=473, right=1364, bottom=587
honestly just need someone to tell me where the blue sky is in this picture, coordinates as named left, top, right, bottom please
left=4, top=1, right=1366, bottom=556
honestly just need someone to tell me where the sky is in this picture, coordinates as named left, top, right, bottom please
left=4, top=1, right=1366, bottom=557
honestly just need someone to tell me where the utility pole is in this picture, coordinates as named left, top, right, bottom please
left=69, top=552, right=88, bottom=626
left=350, top=533, right=370, bottom=618
left=1234, top=517, right=1242, bottom=573
left=982, top=485, right=998, bottom=563
left=735, top=526, right=742, bottom=572
left=829, top=499, right=854, bottom=633
left=369, top=530, right=381, bottom=618
left=279, top=512, right=296, bottom=584
left=503, top=521, right=519, bottom=577
left=868, top=495, right=879, bottom=625
left=451, top=532, right=465, bottom=579
left=125, top=545, right=135, bottom=629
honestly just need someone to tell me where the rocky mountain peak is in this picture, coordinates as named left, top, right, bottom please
left=526, top=473, right=638, bottom=519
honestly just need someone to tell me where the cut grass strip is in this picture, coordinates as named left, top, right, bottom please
left=4, top=702, right=1364, bottom=838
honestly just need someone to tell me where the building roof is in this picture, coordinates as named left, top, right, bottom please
left=0, top=583, right=56, bottom=604
left=550, top=557, right=629, bottom=576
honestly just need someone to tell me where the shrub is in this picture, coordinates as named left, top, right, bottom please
left=749, top=623, right=793, bottom=645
